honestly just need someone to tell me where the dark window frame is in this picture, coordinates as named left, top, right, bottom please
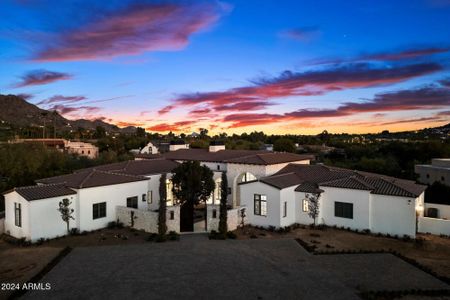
left=212, top=209, right=217, bottom=218
left=142, top=193, right=146, bottom=202
left=169, top=211, right=175, bottom=220
left=254, top=194, right=267, bottom=216
left=93, top=202, right=106, bottom=220
left=334, top=202, right=353, bottom=219
left=127, top=196, right=138, bottom=209
left=14, top=202, right=22, bottom=227
left=283, top=201, right=287, bottom=218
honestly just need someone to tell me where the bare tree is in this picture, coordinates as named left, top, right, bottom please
left=306, top=192, right=321, bottom=226
left=57, top=198, right=74, bottom=234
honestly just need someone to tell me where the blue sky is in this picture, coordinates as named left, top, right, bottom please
left=0, top=0, right=449, bottom=134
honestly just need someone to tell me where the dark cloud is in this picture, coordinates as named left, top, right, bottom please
left=223, top=85, right=450, bottom=128
left=13, top=70, right=72, bottom=88
left=37, top=95, right=87, bottom=106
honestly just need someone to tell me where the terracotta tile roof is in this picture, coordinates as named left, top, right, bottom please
left=161, top=149, right=313, bottom=165
left=254, top=163, right=426, bottom=197
left=259, top=172, right=303, bottom=189
left=75, top=159, right=178, bottom=176
left=6, top=184, right=77, bottom=201
left=295, top=182, right=324, bottom=193
left=37, top=169, right=148, bottom=189
left=321, top=176, right=375, bottom=191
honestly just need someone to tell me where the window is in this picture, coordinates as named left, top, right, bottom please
left=254, top=194, right=267, bottom=216
left=147, top=191, right=153, bottom=204
left=14, top=203, right=21, bottom=227
left=212, top=209, right=217, bottom=218
left=142, top=194, right=146, bottom=202
left=169, top=211, right=174, bottom=220
left=93, top=202, right=106, bottom=219
left=283, top=202, right=287, bottom=217
left=426, top=174, right=430, bottom=179
left=81, top=150, right=84, bottom=154
left=302, top=199, right=309, bottom=212
left=217, top=165, right=220, bottom=170
left=441, top=176, right=445, bottom=181
left=227, top=187, right=232, bottom=195
left=88, top=150, right=91, bottom=154
left=127, top=196, right=138, bottom=209
left=334, top=202, right=353, bottom=219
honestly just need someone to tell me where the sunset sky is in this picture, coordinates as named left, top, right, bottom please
left=0, top=0, right=449, bottom=134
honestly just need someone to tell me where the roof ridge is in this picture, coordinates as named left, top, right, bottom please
left=79, top=170, right=96, bottom=189
left=15, top=182, right=67, bottom=190
left=96, top=169, right=147, bottom=180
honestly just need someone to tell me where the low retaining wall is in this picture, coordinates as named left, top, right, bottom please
left=418, top=216, right=450, bottom=236
left=116, top=206, right=180, bottom=233
left=206, top=205, right=242, bottom=232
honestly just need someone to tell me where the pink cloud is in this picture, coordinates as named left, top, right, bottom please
left=161, top=62, right=442, bottom=115
left=13, top=70, right=72, bottom=88
left=280, top=26, right=321, bottom=42
left=34, top=3, right=223, bottom=61
left=37, top=95, right=87, bottom=106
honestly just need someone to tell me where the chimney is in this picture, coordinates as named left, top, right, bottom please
left=209, top=141, right=225, bottom=152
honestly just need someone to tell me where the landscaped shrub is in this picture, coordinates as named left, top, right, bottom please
left=209, top=230, right=225, bottom=240
left=69, top=228, right=80, bottom=235
left=107, top=221, right=117, bottom=229
left=226, top=231, right=237, bottom=239
left=310, top=233, right=320, bottom=237
left=250, top=234, right=258, bottom=239
left=155, top=234, right=166, bottom=243
left=146, top=233, right=158, bottom=242
left=168, top=231, right=180, bottom=241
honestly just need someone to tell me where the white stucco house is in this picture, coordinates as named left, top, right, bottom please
left=2, top=142, right=429, bottom=241
left=240, top=164, right=426, bottom=237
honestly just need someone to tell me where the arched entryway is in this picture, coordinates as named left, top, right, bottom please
left=233, top=172, right=257, bottom=207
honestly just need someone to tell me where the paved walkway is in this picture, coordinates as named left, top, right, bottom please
left=24, top=235, right=448, bottom=300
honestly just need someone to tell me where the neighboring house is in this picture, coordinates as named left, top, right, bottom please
left=240, top=164, right=426, bottom=237
left=9, top=138, right=99, bottom=159
left=140, top=141, right=160, bottom=154
left=415, top=158, right=450, bottom=186
left=65, top=141, right=99, bottom=159
left=3, top=142, right=432, bottom=241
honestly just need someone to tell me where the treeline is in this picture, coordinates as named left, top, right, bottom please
left=0, top=143, right=130, bottom=211
left=321, top=141, right=450, bottom=180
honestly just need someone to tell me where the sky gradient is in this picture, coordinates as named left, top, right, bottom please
left=1, top=0, right=450, bottom=134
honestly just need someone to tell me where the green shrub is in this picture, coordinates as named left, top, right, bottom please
left=226, top=231, right=237, bottom=239
left=168, top=231, right=180, bottom=241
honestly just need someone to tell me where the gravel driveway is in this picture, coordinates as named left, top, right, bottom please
left=23, top=234, right=448, bottom=300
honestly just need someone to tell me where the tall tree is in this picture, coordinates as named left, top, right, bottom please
left=218, top=171, right=228, bottom=235
left=57, top=198, right=75, bottom=234
left=171, top=161, right=214, bottom=232
left=306, top=192, right=321, bottom=226
left=158, top=173, right=167, bottom=236
left=274, top=138, right=296, bottom=153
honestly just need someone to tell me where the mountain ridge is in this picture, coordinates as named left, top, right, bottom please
left=0, top=94, right=134, bottom=132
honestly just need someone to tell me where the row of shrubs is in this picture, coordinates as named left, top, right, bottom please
left=208, top=230, right=237, bottom=240
left=146, top=231, right=180, bottom=242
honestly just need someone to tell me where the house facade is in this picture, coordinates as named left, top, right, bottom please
left=2, top=144, right=430, bottom=241
left=240, top=164, right=426, bottom=237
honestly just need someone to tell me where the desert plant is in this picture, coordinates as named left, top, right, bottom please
left=57, top=198, right=75, bottom=234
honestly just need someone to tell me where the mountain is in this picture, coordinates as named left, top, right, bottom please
left=0, top=94, right=135, bottom=133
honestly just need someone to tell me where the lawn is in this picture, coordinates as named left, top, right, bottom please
left=234, top=225, right=450, bottom=280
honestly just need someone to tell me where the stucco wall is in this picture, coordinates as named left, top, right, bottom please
left=206, top=205, right=242, bottom=232
left=425, top=203, right=450, bottom=219
left=294, top=191, right=315, bottom=225
left=29, top=194, right=78, bottom=241
left=4, top=191, right=31, bottom=240
left=240, top=181, right=283, bottom=228
left=77, top=180, right=149, bottom=232
left=279, top=186, right=298, bottom=227
left=116, top=205, right=180, bottom=233
left=415, top=164, right=450, bottom=186
left=371, top=194, right=418, bottom=237
left=319, top=187, right=371, bottom=231
left=418, top=216, right=450, bottom=235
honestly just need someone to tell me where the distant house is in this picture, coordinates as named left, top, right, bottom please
left=9, top=138, right=98, bottom=159
left=415, top=158, right=450, bottom=187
